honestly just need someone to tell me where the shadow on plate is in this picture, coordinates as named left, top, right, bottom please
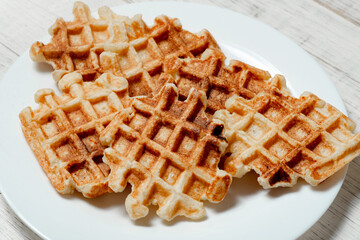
left=61, top=186, right=129, bottom=209
left=133, top=205, right=209, bottom=227
left=60, top=184, right=206, bottom=226
left=58, top=164, right=347, bottom=226
left=206, top=171, right=263, bottom=213
left=35, top=62, right=53, bottom=72
left=267, top=166, right=346, bottom=198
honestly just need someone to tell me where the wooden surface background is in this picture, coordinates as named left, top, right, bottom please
left=0, top=0, right=359, bottom=239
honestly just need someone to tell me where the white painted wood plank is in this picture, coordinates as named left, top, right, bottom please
left=315, top=0, right=360, bottom=26
left=0, top=43, right=19, bottom=80
left=0, top=0, right=360, bottom=239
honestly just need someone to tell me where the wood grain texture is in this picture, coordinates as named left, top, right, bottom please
left=315, top=0, right=360, bottom=26
left=0, top=0, right=359, bottom=239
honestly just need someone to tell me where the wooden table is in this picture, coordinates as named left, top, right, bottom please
left=1, top=0, right=359, bottom=239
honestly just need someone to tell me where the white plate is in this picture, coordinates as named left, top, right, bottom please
left=0, top=2, right=347, bottom=240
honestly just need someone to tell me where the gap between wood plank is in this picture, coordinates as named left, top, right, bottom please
left=0, top=42, right=19, bottom=57
left=313, top=0, right=360, bottom=27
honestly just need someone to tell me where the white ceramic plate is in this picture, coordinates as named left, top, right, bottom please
left=0, top=2, right=347, bottom=240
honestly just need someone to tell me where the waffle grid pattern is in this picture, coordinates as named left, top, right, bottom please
left=30, top=2, right=219, bottom=96
left=98, top=14, right=219, bottom=97
left=19, top=72, right=130, bottom=197
left=168, top=49, right=288, bottom=118
left=100, top=84, right=231, bottom=220
left=21, top=1, right=360, bottom=222
left=215, top=90, right=360, bottom=188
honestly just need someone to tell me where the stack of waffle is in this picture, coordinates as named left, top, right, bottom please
left=20, top=2, right=360, bottom=221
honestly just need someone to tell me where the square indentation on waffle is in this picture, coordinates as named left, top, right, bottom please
left=182, top=174, right=209, bottom=201
left=283, top=117, right=313, bottom=142
left=229, top=134, right=251, bottom=153
left=128, top=108, right=152, bottom=133
left=147, top=64, right=163, bottom=79
left=113, top=129, right=136, bottom=157
left=133, top=39, right=162, bottom=67
left=301, top=103, right=327, bottom=125
left=52, top=137, right=80, bottom=162
left=90, top=24, right=110, bottom=44
left=150, top=120, right=174, bottom=147
left=153, top=31, right=180, bottom=57
left=77, top=128, right=104, bottom=153
left=71, top=53, right=94, bottom=71
left=126, top=72, right=153, bottom=97
left=326, top=118, right=354, bottom=142
left=258, top=99, right=290, bottom=123
left=242, top=150, right=275, bottom=175
left=117, top=47, right=141, bottom=73
left=242, top=72, right=272, bottom=94
left=67, top=25, right=92, bottom=47
left=263, top=134, right=293, bottom=160
left=185, top=94, right=206, bottom=121
left=39, top=114, right=62, bottom=138
left=62, top=103, right=90, bottom=127
left=160, top=158, right=184, bottom=185
left=177, top=73, right=209, bottom=100
left=196, top=141, right=222, bottom=169
left=306, top=134, right=336, bottom=157
left=90, top=96, right=116, bottom=118
left=92, top=153, right=110, bottom=176
left=173, top=128, right=199, bottom=157
left=207, top=87, right=230, bottom=111
left=145, top=182, right=171, bottom=205
left=68, top=161, right=96, bottom=186
left=243, top=117, right=270, bottom=140
left=286, top=151, right=316, bottom=175
left=134, top=144, right=160, bottom=170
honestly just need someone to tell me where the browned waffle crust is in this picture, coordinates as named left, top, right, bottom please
left=165, top=49, right=288, bottom=119
left=100, top=83, right=231, bottom=220
left=30, top=1, right=220, bottom=95
left=214, top=85, right=360, bottom=188
left=20, top=1, right=360, bottom=222
left=19, top=72, right=131, bottom=197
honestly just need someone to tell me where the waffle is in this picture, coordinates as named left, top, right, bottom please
left=30, top=1, right=220, bottom=96
left=100, top=83, right=231, bottom=220
left=214, top=81, right=360, bottom=188
left=99, top=15, right=220, bottom=97
left=166, top=49, right=289, bottom=119
left=19, top=72, right=131, bottom=198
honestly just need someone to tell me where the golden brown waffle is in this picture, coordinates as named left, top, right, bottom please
left=100, top=83, right=232, bottom=220
left=30, top=2, right=111, bottom=80
left=166, top=49, right=288, bottom=118
left=19, top=72, right=131, bottom=198
left=30, top=1, right=220, bottom=96
left=98, top=14, right=219, bottom=97
left=214, top=83, right=360, bottom=188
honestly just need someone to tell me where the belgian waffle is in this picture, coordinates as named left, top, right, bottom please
left=100, top=83, right=231, bottom=220
left=19, top=72, right=131, bottom=198
left=166, top=49, right=289, bottom=119
left=214, top=82, right=360, bottom=188
left=30, top=1, right=220, bottom=96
